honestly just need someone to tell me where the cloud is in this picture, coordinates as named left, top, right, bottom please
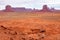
left=0, top=0, right=60, bottom=10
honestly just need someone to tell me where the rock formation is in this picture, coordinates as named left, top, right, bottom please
left=41, top=5, right=50, bottom=12
left=4, top=5, right=13, bottom=12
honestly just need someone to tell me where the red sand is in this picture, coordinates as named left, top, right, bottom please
left=0, top=12, right=60, bottom=40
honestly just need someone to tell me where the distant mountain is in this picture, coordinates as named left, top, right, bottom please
left=1, top=5, right=60, bottom=12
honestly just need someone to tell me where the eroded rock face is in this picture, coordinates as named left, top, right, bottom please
left=4, top=5, right=13, bottom=12
left=0, top=24, right=60, bottom=40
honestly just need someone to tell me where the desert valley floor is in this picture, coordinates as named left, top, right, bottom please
left=0, top=12, right=60, bottom=40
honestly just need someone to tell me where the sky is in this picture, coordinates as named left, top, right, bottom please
left=0, top=0, right=60, bottom=10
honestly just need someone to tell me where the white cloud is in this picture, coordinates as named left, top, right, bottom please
left=0, top=0, right=60, bottom=10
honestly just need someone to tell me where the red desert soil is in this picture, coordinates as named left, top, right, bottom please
left=0, top=12, right=60, bottom=40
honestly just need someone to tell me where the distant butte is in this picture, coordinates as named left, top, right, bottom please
left=0, top=5, right=60, bottom=12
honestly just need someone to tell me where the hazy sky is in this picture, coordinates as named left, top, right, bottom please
left=0, top=0, right=60, bottom=10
